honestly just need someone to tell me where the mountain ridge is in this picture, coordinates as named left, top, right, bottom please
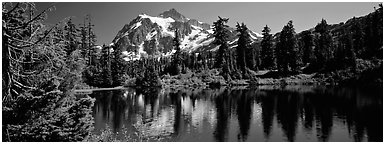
left=110, top=8, right=262, bottom=61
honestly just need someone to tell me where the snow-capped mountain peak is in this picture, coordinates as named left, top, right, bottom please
left=158, top=8, right=188, bottom=22
left=111, top=8, right=262, bottom=61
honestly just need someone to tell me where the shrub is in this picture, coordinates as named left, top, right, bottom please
left=136, top=66, right=162, bottom=88
left=3, top=91, right=95, bottom=142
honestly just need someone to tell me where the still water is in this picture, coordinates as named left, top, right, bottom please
left=89, top=85, right=382, bottom=142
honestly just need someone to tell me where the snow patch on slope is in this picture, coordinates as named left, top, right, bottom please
left=164, top=49, right=176, bottom=57
left=180, top=25, right=214, bottom=52
left=122, top=42, right=146, bottom=61
left=251, top=31, right=263, bottom=37
left=206, top=29, right=214, bottom=34
left=131, top=21, right=142, bottom=30
left=210, top=45, right=220, bottom=51
left=140, top=14, right=175, bottom=37
left=146, top=30, right=158, bottom=40
left=122, top=51, right=137, bottom=61
left=191, top=25, right=203, bottom=30
left=249, top=33, right=258, bottom=40
left=229, top=38, right=239, bottom=45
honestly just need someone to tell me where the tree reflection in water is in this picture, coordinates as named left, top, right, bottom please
left=90, top=85, right=382, bottom=142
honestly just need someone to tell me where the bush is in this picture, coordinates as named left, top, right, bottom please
left=3, top=90, right=95, bottom=142
left=136, top=66, right=162, bottom=88
left=122, top=74, right=136, bottom=87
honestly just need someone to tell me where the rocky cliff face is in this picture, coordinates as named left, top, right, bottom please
left=111, top=8, right=262, bottom=61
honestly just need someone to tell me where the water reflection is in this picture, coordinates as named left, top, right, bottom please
left=90, top=85, right=382, bottom=142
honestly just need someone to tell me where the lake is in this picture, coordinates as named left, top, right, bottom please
left=89, top=85, right=382, bottom=142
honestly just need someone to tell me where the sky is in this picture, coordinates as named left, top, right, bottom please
left=35, top=2, right=380, bottom=45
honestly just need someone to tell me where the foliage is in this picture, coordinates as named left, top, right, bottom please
left=350, top=17, right=364, bottom=58
left=63, top=18, right=79, bottom=55
left=260, top=25, right=275, bottom=70
left=298, top=30, right=314, bottom=65
left=314, top=19, right=333, bottom=71
left=333, top=27, right=357, bottom=71
left=213, top=16, right=230, bottom=69
left=3, top=91, right=95, bottom=142
left=171, top=29, right=182, bottom=75
left=363, top=4, right=383, bottom=59
left=79, top=14, right=97, bottom=65
left=111, top=46, right=127, bottom=86
left=100, top=45, right=113, bottom=86
left=136, top=65, right=162, bottom=87
left=2, top=2, right=94, bottom=142
left=276, top=20, right=300, bottom=75
left=235, top=22, right=249, bottom=72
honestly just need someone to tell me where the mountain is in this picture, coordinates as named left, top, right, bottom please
left=111, top=8, right=262, bottom=61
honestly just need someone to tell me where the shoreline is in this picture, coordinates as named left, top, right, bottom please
left=122, top=70, right=335, bottom=89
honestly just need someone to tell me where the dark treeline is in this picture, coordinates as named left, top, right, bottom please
left=86, top=43, right=219, bottom=87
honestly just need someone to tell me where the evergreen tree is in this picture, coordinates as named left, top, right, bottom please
left=81, top=15, right=102, bottom=86
left=79, top=15, right=97, bottom=65
left=300, top=30, right=314, bottom=65
left=260, top=25, right=275, bottom=70
left=172, top=29, right=182, bottom=75
left=336, top=28, right=357, bottom=71
left=276, top=20, right=299, bottom=74
left=314, top=19, right=333, bottom=70
left=253, top=43, right=262, bottom=71
left=87, top=15, right=97, bottom=65
left=275, top=32, right=284, bottom=73
left=100, top=45, right=113, bottom=86
left=2, top=2, right=94, bottom=141
left=79, top=20, right=88, bottom=58
left=111, top=46, right=126, bottom=86
left=363, top=4, right=383, bottom=59
left=63, top=18, right=79, bottom=56
left=246, top=40, right=256, bottom=71
left=350, top=17, right=364, bottom=58
left=136, top=64, right=162, bottom=87
left=236, top=22, right=254, bottom=72
left=213, top=16, right=230, bottom=69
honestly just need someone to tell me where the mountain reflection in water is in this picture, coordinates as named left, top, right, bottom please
left=90, top=85, right=382, bottom=142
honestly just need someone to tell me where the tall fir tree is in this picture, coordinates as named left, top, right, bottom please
left=79, top=15, right=97, bottom=65
left=314, top=18, right=333, bottom=70
left=213, top=16, right=230, bottom=69
left=79, top=19, right=88, bottom=58
left=336, top=28, right=357, bottom=71
left=363, top=4, right=383, bottom=59
left=100, top=45, right=113, bottom=86
left=172, top=29, right=182, bottom=75
left=63, top=18, right=79, bottom=56
left=236, top=22, right=255, bottom=72
left=299, top=30, right=314, bottom=65
left=87, top=15, right=97, bottom=65
left=111, top=45, right=126, bottom=86
left=276, top=20, right=299, bottom=74
left=350, top=17, right=364, bottom=58
left=260, top=25, right=275, bottom=70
